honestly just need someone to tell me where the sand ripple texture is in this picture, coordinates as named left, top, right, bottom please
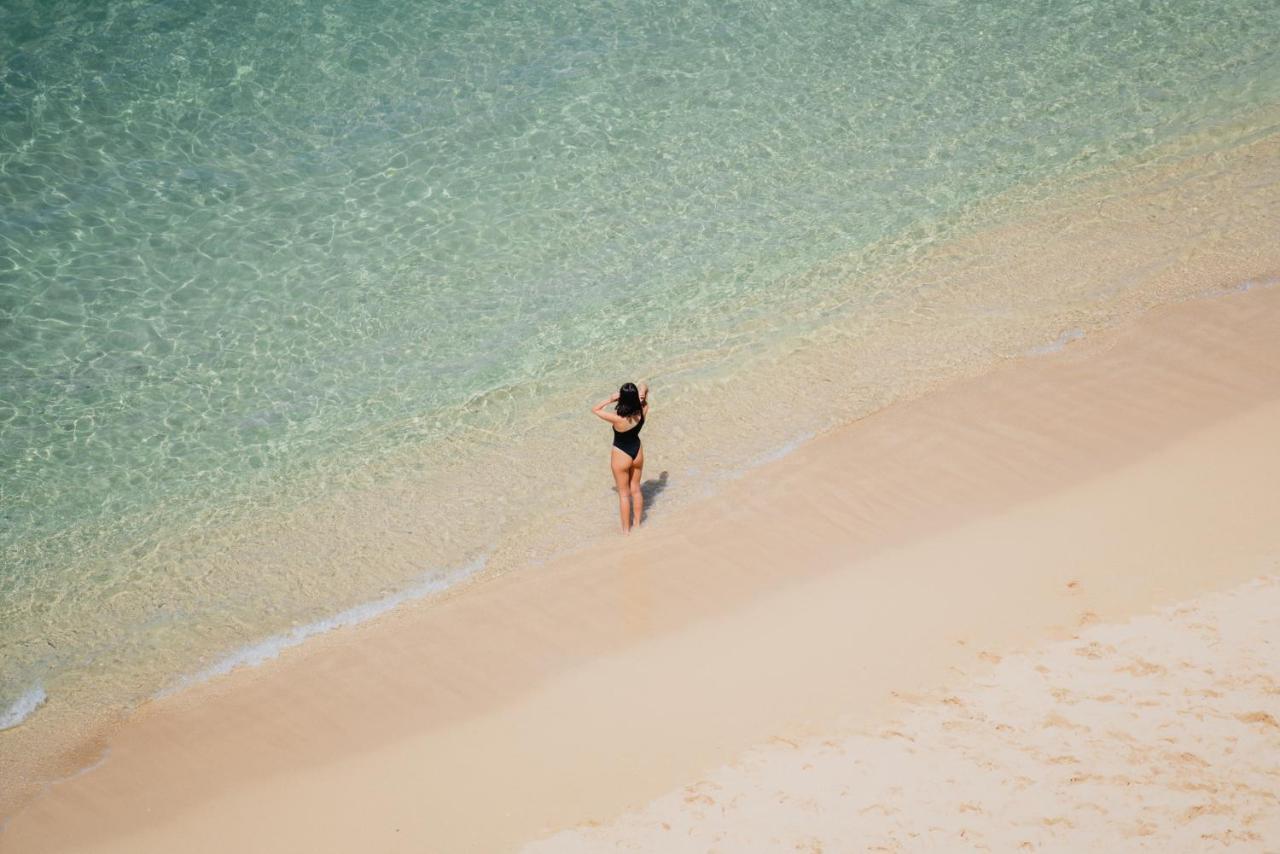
left=530, top=575, right=1280, bottom=852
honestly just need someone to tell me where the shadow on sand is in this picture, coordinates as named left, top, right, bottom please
left=638, top=470, right=670, bottom=524
left=612, top=470, right=670, bottom=525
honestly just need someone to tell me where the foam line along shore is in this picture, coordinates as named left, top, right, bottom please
left=5, top=114, right=1279, bottom=811
left=4, top=0, right=1280, bottom=831
left=4, top=277, right=1279, bottom=852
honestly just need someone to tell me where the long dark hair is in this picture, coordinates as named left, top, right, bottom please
left=615, top=382, right=643, bottom=420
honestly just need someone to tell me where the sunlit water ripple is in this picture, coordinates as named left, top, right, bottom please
left=2, top=0, right=1279, bottom=738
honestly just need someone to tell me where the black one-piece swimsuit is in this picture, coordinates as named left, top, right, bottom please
left=612, top=415, right=644, bottom=460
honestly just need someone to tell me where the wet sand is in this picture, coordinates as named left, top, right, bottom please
left=4, top=282, right=1280, bottom=852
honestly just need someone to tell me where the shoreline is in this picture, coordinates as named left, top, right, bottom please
left=5, top=280, right=1280, bottom=852
left=5, top=114, right=1279, bottom=769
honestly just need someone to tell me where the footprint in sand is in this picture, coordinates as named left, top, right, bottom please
left=1182, top=801, right=1233, bottom=823
left=1043, top=712, right=1087, bottom=731
left=1202, top=829, right=1263, bottom=845
left=682, top=782, right=718, bottom=807
left=1116, top=657, right=1167, bottom=676
left=1074, top=641, right=1115, bottom=659
left=859, top=802, right=898, bottom=817
left=1235, top=711, right=1280, bottom=729
left=1129, top=821, right=1158, bottom=837
left=1165, top=750, right=1209, bottom=767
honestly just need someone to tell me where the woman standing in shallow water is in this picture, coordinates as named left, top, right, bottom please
left=592, top=381, right=649, bottom=533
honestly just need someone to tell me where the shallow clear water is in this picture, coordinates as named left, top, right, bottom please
left=2, top=0, right=1280, bottom=731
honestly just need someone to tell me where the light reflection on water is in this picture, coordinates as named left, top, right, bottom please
left=1, top=0, right=1279, bottom=729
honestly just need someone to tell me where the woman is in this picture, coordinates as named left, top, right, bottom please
left=592, top=381, right=649, bottom=532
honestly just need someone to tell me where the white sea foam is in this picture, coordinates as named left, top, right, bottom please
left=1203, top=274, right=1280, bottom=297
left=0, top=684, right=47, bottom=731
left=748, top=432, right=817, bottom=469
left=157, top=558, right=487, bottom=698
left=1026, top=328, right=1086, bottom=356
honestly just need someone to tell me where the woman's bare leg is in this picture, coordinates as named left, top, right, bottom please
left=611, top=450, right=633, bottom=532
left=628, top=446, right=645, bottom=528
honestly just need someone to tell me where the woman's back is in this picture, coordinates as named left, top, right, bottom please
left=613, top=414, right=644, bottom=436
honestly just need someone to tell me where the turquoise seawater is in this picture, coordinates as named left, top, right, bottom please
left=3, top=0, right=1280, bottom=732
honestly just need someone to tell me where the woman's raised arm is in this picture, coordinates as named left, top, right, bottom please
left=592, top=391, right=622, bottom=423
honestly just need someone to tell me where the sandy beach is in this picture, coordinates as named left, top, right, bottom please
left=533, top=575, right=1280, bottom=852
left=3, top=280, right=1278, bottom=852
left=6, top=3, right=1280, bottom=852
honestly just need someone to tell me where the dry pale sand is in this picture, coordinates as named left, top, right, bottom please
left=3, top=283, right=1280, bottom=853
left=529, top=576, right=1280, bottom=853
